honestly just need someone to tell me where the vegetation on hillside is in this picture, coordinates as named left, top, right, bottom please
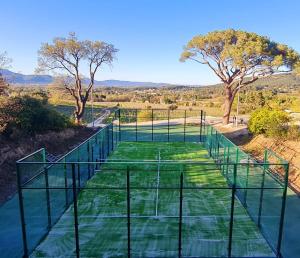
left=0, top=95, right=71, bottom=137
left=4, top=73, right=300, bottom=120
left=248, top=108, right=300, bottom=140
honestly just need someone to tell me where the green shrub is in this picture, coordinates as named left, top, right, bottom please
left=248, top=108, right=290, bottom=138
left=137, top=110, right=152, bottom=122
left=0, top=96, right=71, bottom=136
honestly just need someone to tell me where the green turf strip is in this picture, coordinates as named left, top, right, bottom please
left=32, top=142, right=274, bottom=258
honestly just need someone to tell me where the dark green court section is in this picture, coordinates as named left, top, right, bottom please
left=32, top=142, right=273, bottom=258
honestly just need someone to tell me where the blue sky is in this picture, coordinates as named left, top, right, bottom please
left=1, top=0, right=300, bottom=85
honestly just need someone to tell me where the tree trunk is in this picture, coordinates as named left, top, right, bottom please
left=74, top=98, right=86, bottom=125
left=222, top=87, right=235, bottom=125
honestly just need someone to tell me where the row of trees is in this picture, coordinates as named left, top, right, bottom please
left=2, top=29, right=300, bottom=124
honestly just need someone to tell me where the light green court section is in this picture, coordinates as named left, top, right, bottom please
left=32, top=142, right=274, bottom=258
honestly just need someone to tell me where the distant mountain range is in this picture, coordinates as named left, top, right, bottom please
left=0, top=69, right=180, bottom=88
left=3, top=68, right=297, bottom=90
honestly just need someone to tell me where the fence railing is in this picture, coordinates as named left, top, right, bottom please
left=16, top=109, right=289, bottom=258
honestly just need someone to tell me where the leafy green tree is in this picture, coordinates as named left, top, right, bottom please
left=248, top=108, right=290, bottom=137
left=180, top=29, right=300, bottom=124
left=37, top=33, right=118, bottom=124
left=0, top=96, right=71, bottom=136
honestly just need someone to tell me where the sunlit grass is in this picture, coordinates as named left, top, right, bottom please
left=32, top=142, right=273, bottom=258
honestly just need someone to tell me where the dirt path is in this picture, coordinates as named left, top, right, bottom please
left=87, top=108, right=111, bottom=127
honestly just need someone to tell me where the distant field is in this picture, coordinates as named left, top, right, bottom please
left=50, top=104, right=104, bottom=123
left=95, top=101, right=225, bottom=117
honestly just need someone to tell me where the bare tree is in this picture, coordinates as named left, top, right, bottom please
left=0, top=52, right=12, bottom=96
left=37, top=33, right=118, bottom=124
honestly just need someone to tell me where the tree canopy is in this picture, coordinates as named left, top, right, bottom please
left=37, top=33, right=118, bottom=123
left=180, top=29, right=300, bottom=123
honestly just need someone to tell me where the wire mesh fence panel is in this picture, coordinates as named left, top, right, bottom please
left=15, top=110, right=291, bottom=258
left=118, top=109, right=204, bottom=142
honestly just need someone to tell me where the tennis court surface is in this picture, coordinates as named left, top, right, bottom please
left=31, top=142, right=273, bottom=257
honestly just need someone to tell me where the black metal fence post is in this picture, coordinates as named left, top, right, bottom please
left=91, top=145, right=94, bottom=176
left=244, top=156, right=250, bottom=207
left=44, top=167, right=52, bottom=229
left=202, top=111, right=207, bottom=137
left=111, top=123, right=114, bottom=150
left=222, top=146, right=226, bottom=175
left=77, top=164, right=81, bottom=192
left=276, top=163, right=289, bottom=258
left=102, top=140, right=105, bottom=161
left=213, top=131, right=218, bottom=159
left=87, top=142, right=91, bottom=179
left=118, top=109, right=121, bottom=141
left=135, top=109, right=138, bottom=142
left=126, top=166, right=131, bottom=258
left=64, top=158, right=69, bottom=207
left=228, top=164, right=237, bottom=257
left=226, top=146, right=230, bottom=179
left=152, top=109, right=154, bottom=142
left=71, top=163, right=80, bottom=258
left=258, top=150, right=268, bottom=227
left=168, top=109, right=170, bottom=142
left=200, top=110, right=203, bottom=142
left=178, top=172, right=183, bottom=258
left=106, top=126, right=110, bottom=155
left=17, top=163, right=29, bottom=258
left=183, top=110, right=186, bottom=142
left=99, top=140, right=102, bottom=167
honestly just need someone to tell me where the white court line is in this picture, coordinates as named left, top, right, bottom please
left=155, top=150, right=160, bottom=217
left=78, top=214, right=271, bottom=219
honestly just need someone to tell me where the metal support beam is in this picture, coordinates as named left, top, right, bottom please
left=111, top=123, right=114, bottom=150
left=276, top=163, right=290, bottom=258
left=178, top=172, right=183, bottom=258
left=167, top=109, right=170, bottom=142
left=135, top=109, right=138, bottom=142
left=106, top=127, right=110, bottom=155
left=118, top=109, right=121, bottom=141
left=228, top=164, right=237, bottom=257
left=44, top=167, right=52, bottom=229
left=72, top=163, right=80, bottom=258
left=91, top=145, right=94, bottom=177
left=258, top=150, right=268, bottom=227
left=152, top=109, right=154, bottom=141
left=244, top=156, right=250, bottom=207
left=77, top=164, right=81, bottom=191
left=87, top=142, right=91, bottom=179
left=127, top=166, right=131, bottom=258
left=64, top=159, right=69, bottom=207
left=200, top=110, right=203, bottom=142
left=17, top=163, right=29, bottom=258
left=183, top=110, right=186, bottom=142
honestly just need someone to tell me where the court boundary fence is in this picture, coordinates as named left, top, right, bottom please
left=16, top=108, right=289, bottom=258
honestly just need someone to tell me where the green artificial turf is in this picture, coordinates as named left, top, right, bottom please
left=32, top=142, right=274, bottom=258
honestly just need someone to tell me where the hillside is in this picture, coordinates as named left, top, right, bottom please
left=209, top=73, right=300, bottom=92
left=217, top=125, right=300, bottom=193
left=0, top=69, right=178, bottom=88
